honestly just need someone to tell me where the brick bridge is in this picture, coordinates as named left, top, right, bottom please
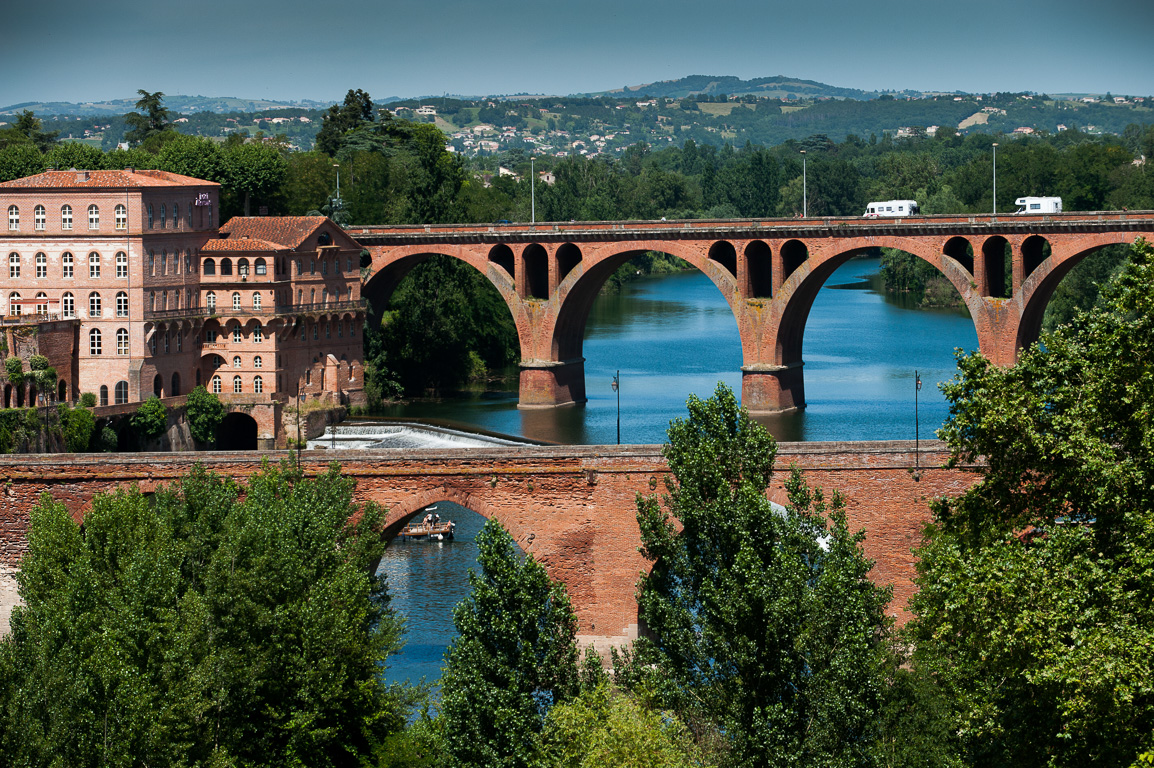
left=0, top=442, right=977, bottom=649
left=355, top=212, right=1154, bottom=413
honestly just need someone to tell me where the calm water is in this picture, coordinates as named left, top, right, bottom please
left=378, top=256, right=979, bottom=692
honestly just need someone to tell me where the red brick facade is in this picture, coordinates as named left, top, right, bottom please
left=0, top=441, right=978, bottom=648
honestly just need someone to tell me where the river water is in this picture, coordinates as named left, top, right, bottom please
left=378, top=255, right=979, bottom=690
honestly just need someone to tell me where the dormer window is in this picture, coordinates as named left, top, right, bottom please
left=317, top=231, right=332, bottom=246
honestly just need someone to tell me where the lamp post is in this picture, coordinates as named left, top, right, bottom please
left=531, top=156, right=536, bottom=225
left=333, top=163, right=341, bottom=204
left=800, top=149, right=807, bottom=218
left=611, top=371, right=620, bottom=445
left=296, top=390, right=303, bottom=469
left=992, top=143, right=998, bottom=215
left=914, top=370, right=922, bottom=477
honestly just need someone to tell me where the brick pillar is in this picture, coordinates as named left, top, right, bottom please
left=519, top=358, right=587, bottom=408
left=741, top=362, right=804, bottom=413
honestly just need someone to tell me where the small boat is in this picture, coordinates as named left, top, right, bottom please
left=396, top=512, right=456, bottom=542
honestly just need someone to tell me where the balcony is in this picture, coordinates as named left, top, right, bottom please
left=143, top=299, right=365, bottom=321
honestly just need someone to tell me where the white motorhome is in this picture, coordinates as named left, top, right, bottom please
left=863, top=200, right=920, bottom=217
left=1014, top=196, right=1063, bottom=214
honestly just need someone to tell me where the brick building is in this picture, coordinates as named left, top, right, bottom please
left=0, top=169, right=365, bottom=414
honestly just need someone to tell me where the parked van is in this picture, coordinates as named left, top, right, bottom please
left=863, top=200, right=920, bottom=217
left=1014, top=196, right=1062, bottom=214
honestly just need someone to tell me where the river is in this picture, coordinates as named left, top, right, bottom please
left=377, top=255, right=979, bottom=690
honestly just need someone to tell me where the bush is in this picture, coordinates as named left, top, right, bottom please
left=185, top=385, right=224, bottom=445
left=4, top=357, right=24, bottom=388
left=131, top=396, right=168, bottom=441
left=57, top=404, right=95, bottom=453
left=79, top=392, right=97, bottom=407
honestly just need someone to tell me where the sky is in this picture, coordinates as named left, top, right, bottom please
left=3, top=0, right=1153, bottom=108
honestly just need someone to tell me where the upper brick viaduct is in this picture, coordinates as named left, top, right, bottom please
left=0, top=442, right=977, bottom=649
left=355, top=212, right=1154, bottom=413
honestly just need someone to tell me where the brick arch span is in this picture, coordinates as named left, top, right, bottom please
left=1013, top=231, right=1147, bottom=355
left=363, top=242, right=530, bottom=362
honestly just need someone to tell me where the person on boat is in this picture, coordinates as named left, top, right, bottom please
left=433, top=513, right=441, bottom=525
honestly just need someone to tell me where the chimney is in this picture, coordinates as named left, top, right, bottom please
left=75, top=169, right=89, bottom=182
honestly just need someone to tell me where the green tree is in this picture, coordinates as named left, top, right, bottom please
left=130, top=395, right=168, bottom=441
left=56, top=403, right=95, bottom=453
left=44, top=142, right=107, bottom=172
left=316, top=89, right=376, bottom=156
left=439, top=519, right=581, bottom=768
left=223, top=140, right=289, bottom=216
left=634, top=383, right=891, bottom=767
left=910, top=238, right=1154, bottom=767
left=124, top=89, right=174, bottom=149
left=0, top=110, right=59, bottom=152
left=155, top=133, right=227, bottom=182
left=184, top=384, right=225, bottom=446
left=0, top=143, right=46, bottom=182
left=0, top=462, right=410, bottom=767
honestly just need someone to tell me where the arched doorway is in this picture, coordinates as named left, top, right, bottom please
left=216, top=412, right=258, bottom=450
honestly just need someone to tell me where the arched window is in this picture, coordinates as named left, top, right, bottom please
left=254, top=355, right=263, bottom=369
left=88, top=292, right=102, bottom=318
left=255, top=258, right=267, bottom=275
left=160, top=204, right=166, bottom=229
left=203, top=258, right=216, bottom=275
left=253, top=324, right=263, bottom=342
left=116, top=292, right=128, bottom=317
left=116, top=328, right=128, bottom=355
left=322, top=257, right=328, bottom=275
left=62, top=252, right=73, bottom=278
left=89, top=252, right=100, bottom=278
left=153, top=374, right=163, bottom=397
left=333, top=287, right=341, bottom=303
left=220, top=258, right=232, bottom=276
left=252, top=292, right=261, bottom=310
left=173, top=202, right=179, bottom=228
left=148, top=251, right=155, bottom=275
left=115, top=204, right=127, bottom=230
left=312, top=324, right=318, bottom=340
left=115, top=381, right=129, bottom=405
left=8, top=253, right=19, bottom=278
left=232, top=325, right=242, bottom=343
left=186, top=204, right=192, bottom=228
left=322, top=288, right=328, bottom=306
left=7, top=205, right=19, bottom=230
left=206, top=291, right=216, bottom=311
left=34, top=292, right=48, bottom=315
left=232, top=355, right=241, bottom=369
left=150, top=292, right=155, bottom=312
left=176, top=329, right=182, bottom=352
left=61, top=205, right=73, bottom=230
left=212, top=375, right=222, bottom=394
left=310, top=259, right=316, bottom=275
left=87, top=204, right=99, bottom=229
left=233, top=375, right=243, bottom=393
left=163, top=331, right=170, bottom=353
left=253, top=376, right=263, bottom=394
left=173, top=248, right=181, bottom=275
left=171, top=373, right=181, bottom=396
left=61, top=292, right=74, bottom=318
left=337, top=320, right=343, bottom=337
left=116, top=251, right=128, bottom=278
left=148, top=204, right=154, bottom=228
left=232, top=292, right=241, bottom=310
left=34, top=205, right=45, bottom=230
left=238, top=258, right=249, bottom=277
left=100, top=384, right=109, bottom=406
left=89, top=328, right=102, bottom=355
left=160, top=250, right=167, bottom=274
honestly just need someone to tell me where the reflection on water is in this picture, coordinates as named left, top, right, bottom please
left=379, top=257, right=978, bottom=445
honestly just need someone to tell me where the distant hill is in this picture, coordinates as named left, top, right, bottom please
left=586, top=75, right=918, bottom=101
left=0, top=95, right=334, bottom=117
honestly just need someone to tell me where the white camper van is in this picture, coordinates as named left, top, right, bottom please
left=1014, top=196, right=1063, bottom=214
left=863, top=200, right=920, bottom=218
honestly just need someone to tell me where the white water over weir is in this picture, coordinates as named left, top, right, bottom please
left=305, top=421, right=537, bottom=451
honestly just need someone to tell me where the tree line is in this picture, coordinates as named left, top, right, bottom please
left=4, top=239, right=1153, bottom=766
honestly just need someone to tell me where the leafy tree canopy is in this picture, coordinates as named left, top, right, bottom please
left=124, top=89, right=175, bottom=149
left=130, top=395, right=168, bottom=440
left=184, top=384, right=225, bottom=445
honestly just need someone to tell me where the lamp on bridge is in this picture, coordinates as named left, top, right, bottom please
left=800, top=149, right=807, bottom=218
left=992, top=143, right=998, bottom=216
left=914, top=370, right=922, bottom=480
left=611, top=371, right=620, bottom=445
left=333, top=163, right=341, bottom=204
left=531, top=156, right=536, bottom=225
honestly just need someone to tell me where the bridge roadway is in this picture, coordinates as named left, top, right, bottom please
left=0, top=441, right=978, bottom=650
left=354, top=212, right=1154, bottom=414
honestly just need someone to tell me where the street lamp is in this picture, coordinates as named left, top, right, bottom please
left=992, top=143, right=998, bottom=215
left=611, top=371, right=620, bottom=445
left=333, top=163, right=341, bottom=204
left=914, top=370, right=922, bottom=478
left=531, top=156, right=536, bottom=225
left=800, top=149, right=807, bottom=218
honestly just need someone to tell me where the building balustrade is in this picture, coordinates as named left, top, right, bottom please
left=143, top=299, right=365, bottom=321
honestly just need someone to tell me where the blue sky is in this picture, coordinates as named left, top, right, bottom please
left=3, top=0, right=1152, bottom=106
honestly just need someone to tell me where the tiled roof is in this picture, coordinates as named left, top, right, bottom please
left=201, top=237, right=287, bottom=252
left=219, top=216, right=331, bottom=250
left=0, top=169, right=220, bottom=189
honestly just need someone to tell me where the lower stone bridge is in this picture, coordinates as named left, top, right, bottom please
left=0, top=442, right=977, bottom=649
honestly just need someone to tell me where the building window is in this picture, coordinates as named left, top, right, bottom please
left=323, top=258, right=329, bottom=275
left=338, top=320, right=343, bottom=337
left=115, top=204, right=127, bottom=230
left=176, top=331, right=182, bottom=352
left=253, top=375, right=263, bottom=394
left=160, top=251, right=167, bottom=275
left=253, top=325, right=263, bottom=342
left=90, top=328, right=102, bottom=355
left=62, top=293, right=74, bottom=318
left=254, top=355, right=263, bottom=369
left=203, top=258, right=216, bottom=275
left=313, top=324, right=318, bottom=340
left=61, top=205, right=73, bottom=230
left=205, top=329, right=217, bottom=343
left=148, top=204, right=154, bottom=229
left=116, top=328, right=128, bottom=355
left=232, top=355, right=241, bottom=369
left=160, top=204, right=166, bottom=229
left=62, top=252, right=73, bottom=278
left=173, top=202, right=180, bottom=228
left=185, top=252, right=192, bottom=274
left=89, top=252, right=100, bottom=278
left=36, top=252, right=46, bottom=278
left=88, top=205, right=99, bottom=230
left=255, top=258, right=267, bottom=275
left=252, top=292, right=261, bottom=310
left=233, top=375, right=243, bottom=393
left=150, top=334, right=156, bottom=354
left=8, top=205, right=18, bottom=230
left=206, top=291, right=216, bottom=311
left=149, top=251, right=155, bottom=275
left=173, top=248, right=180, bottom=275
left=326, top=323, right=331, bottom=339
left=100, top=385, right=109, bottom=406
left=238, top=259, right=249, bottom=278
left=89, top=293, right=102, bottom=318
left=186, top=203, right=192, bottom=228
left=220, top=258, right=232, bottom=276
left=212, top=375, right=221, bottom=394
left=116, top=252, right=128, bottom=278
left=8, top=253, right=19, bottom=278
left=115, top=381, right=128, bottom=405
left=7, top=292, right=20, bottom=316
left=116, top=291, right=128, bottom=317
left=232, top=292, right=241, bottom=310
left=34, top=205, right=45, bottom=230
left=232, top=326, right=242, bottom=343
left=149, top=292, right=155, bottom=312
left=164, top=332, right=170, bottom=353
left=34, top=292, right=48, bottom=315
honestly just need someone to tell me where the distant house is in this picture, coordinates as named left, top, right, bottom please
left=1013, top=126, right=1036, bottom=135
left=415, top=106, right=437, bottom=115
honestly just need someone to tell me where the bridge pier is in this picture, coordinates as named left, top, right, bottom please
left=741, top=362, right=805, bottom=414
left=518, top=358, right=587, bottom=408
